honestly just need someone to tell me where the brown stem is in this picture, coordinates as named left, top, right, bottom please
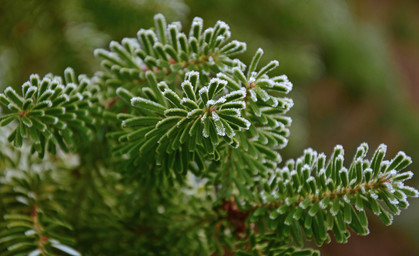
left=254, top=177, right=391, bottom=211
left=31, top=206, right=48, bottom=255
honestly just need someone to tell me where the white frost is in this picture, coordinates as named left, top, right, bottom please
left=206, top=99, right=216, bottom=107
left=74, top=92, right=83, bottom=101
left=213, top=118, right=225, bottom=136
left=42, top=100, right=53, bottom=107
left=43, top=89, right=54, bottom=96
left=343, top=194, right=351, bottom=203
left=66, top=83, right=77, bottom=91
left=186, top=70, right=200, bottom=80
left=209, top=77, right=227, bottom=87
left=215, top=97, right=226, bottom=104
left=243, top=117, right=251, bottom=130
left=216, top=35, right=225, bottom=42
left=320, top=199, right=329, bottom=209
left=370, top=192, right=378, bottom=199
left=306, top=176, right=315, bottom=183
left=52, top=117, right=59, bottom=125
left=334, top=144, right=344, bottom=155
left=249, top=89, right=257, bottom=102
left=26, top=86, right=38, bottom=96
left=216, top=20, right=230, bottom=31
left=202, top=128, right=209, bottom=138
left=199, top=86, right=208, bottom=96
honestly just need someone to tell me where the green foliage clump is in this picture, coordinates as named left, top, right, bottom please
left=0, top=69, right=100, bottom=156
left=0, top=14, right=417, bottom=256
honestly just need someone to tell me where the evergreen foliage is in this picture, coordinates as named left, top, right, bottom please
left=0, top=69, right=101, bottom=157
left=0, top=14, right=417, bottom=255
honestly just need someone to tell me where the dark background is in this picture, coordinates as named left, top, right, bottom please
left=1, top=0, right=418, bottom=255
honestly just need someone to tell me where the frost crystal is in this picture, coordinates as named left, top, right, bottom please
left=180, top=98, right=188, bottom=104
left=199, top=86, right=208, bottom=96
left=26, top=86, right=38, bottom=95
left=274, top=74, right=289, bottom=83
left=225, top=88, right=246, bottom=100
left=146, top=29, right=158, bottom=41
left=66, top=83, right=77, bottom=91
left=233, top=59, right=246, bottom=70
left=43, top=100, right=53, bottom=108
left=216, top=35, right=225, bottom=42
left=55, top=84, right=64, bottom=91
left=306, top=176, right=315, bottom=183
left=202, top=128, right=209, bottom=138
left=243, top=117, right=251, bottom=130
left=41, top=77, right=52, bottom=84
left=248, top=76, right=255, bottom=84
left=186, top=109, right=201, bottom=118
left=52, top=117, right=59, bottom=125
left=83, top=91, right=92, bottom=98
left=153, top=41, right=163, bottom=48
left=208, top=56, right=215, bottom=65
left=285, top=197, right=294, bottom=206
left=4, top=87, right=16, bottom=94
left=74, top=93, right=83, bottom=101
left=258, top=88, right=270, bottom=102
left=44, top=89, right=54, bottom=95
left=186, top=71, right=199, bottom=80
left=250, top=71, right=258, bottom=79
left=22, top=81, right=32, bottom=89
left=215, top=97, right=226, bottom=104
left=284, top=98, right=294, bottom=110
left=271, top=97, right=279, bottom=107
left=388, top=196, right=399, bottom=206
left=62, top=94, right=70, bottom=102
left=29, top=74, right=40, bottom=81
left=200, top=112, right=207, bottom=122
left=109, top=41, right=119, bottom=48
left=378, top=143, right=388, bottom=153
left=122, top=38, right=140, bottom=49
left=320, top=199, right=328, bottom=209
left=383, top=182, right=396, bottom=193
left=360, top=185, right=367, bottom=194
left=334, top=144, right=344, bottom=155
left=209, top=77, right=227, bottom=87
left=216, top=20, right=230, bottom=31
left=162, top=88, right=171, bottom=95
left=343, top=194, right=351, bottom=203
left=249, top=90, right=257, bottom=102
left=213, top=117, right=225, bottom=136
left=206, top=100, right=216, bottom=107
left=191, top=17, right=203, bottom=26
left=181, top=80, right=192, bottom=90
left=130, top=97, right=140, bottom=105
left=388, top=170, right=397, bottom=178
left=211, top=112, right=220, bottom=122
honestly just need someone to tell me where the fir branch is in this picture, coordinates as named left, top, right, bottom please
left=110, top=70, right=250, bottom=183
left=0, top=168, right=79, bottom=256
left=0, top=13, right=417, bottom=256
left=246, top=144, right=418, bottom=247
left=0, top=68, right=102, bottom=157
left=94, top=14, right=246, bottom=93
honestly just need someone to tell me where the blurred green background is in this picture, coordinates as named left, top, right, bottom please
left=1, top=0, right=418, bottom=255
